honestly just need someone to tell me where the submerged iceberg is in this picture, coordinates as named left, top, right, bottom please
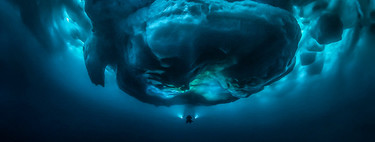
left=84, top=0, right=301, bottom=105
left=6, top=0, right=375, bottom=106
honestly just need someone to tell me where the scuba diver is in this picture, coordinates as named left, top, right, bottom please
left=186, top=115, right=193, bottom=124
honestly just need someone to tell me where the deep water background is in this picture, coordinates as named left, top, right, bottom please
left=1, top=0, right=375, bottom=142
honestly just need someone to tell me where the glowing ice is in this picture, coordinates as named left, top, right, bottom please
left=11, top=0, right=373, bottom=106
left=83, top=0, right=301, bottom=106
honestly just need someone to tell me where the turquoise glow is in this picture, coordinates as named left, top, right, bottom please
left=59, top=1, right=355, bottom=104
left=178, top=114, right=183, bottom=119
left=194, top=114, right=199, bottom=119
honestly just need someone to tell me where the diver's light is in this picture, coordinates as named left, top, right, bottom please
left=194, top=114, right=199, bottom=119
left=66, top=18, right=70, bottom=22
left=178, top=114, right=183, bottom=119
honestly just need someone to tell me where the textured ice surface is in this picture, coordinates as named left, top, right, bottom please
left=8, top=0, right=374, bottom=106
left=3, top=0, right=375, bottom=140
left=83, top=0, right=301, bottom=105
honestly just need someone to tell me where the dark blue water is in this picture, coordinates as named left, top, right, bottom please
left=1, top=0, right=375, bottom=141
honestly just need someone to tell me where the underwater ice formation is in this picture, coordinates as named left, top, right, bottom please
left=8, top=0, right=374, bottom=106
left=83, top=0, right=301, bottom=105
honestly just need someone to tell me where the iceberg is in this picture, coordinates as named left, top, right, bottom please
left=83, top=0, right=301, bottom=105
